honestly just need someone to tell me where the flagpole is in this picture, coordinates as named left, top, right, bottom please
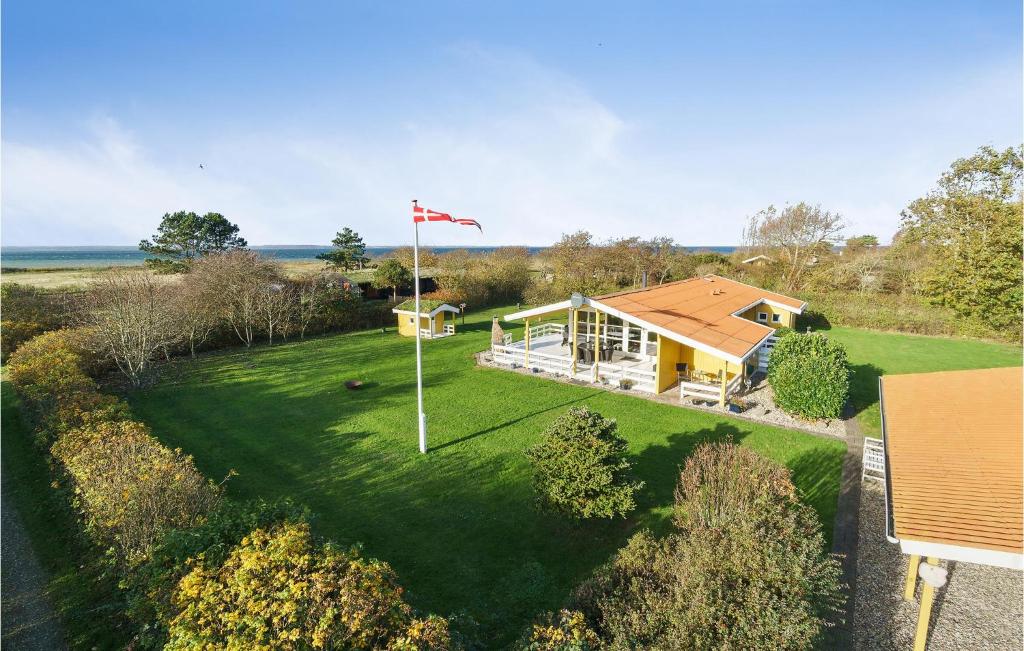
left=413, top=199, right=427, bottom=454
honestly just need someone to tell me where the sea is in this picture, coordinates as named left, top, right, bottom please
left=0, top=245, right=738, bottom=270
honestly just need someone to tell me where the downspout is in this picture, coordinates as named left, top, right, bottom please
left=879, top=376, right=900, bottom=545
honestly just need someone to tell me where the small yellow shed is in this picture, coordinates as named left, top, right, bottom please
left=392, top=300, right=460, bottom=338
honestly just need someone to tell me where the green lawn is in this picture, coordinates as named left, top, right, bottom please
left=128, top=308, right=845, bottom=645
left=825, top=327, right=1021, bottom=437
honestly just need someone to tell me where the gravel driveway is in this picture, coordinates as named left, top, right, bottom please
left=1, top=479, right=67, bottom=650
left=854, top=481, right=1023, bottom=650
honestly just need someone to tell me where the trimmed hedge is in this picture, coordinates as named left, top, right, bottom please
left=767, top=333, right=850, bottom=420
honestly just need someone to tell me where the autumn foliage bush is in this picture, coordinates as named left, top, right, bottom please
left=166, top=521, right=452, bottom=650
left=565, top=441, right=844, bottom=650
left=52, top=418, right=222, bottom=567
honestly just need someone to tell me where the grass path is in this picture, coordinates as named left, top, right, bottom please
left=129, top=308, right=845, bottom=644
left=826, top=327, right=1020, bottom=437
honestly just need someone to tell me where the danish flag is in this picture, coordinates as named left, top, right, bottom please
left=412, top=205, right=482, bottom=232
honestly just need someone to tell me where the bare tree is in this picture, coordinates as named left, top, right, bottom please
left=189, top=250, right=280, bottom=348
left=176, top=272, right=219, bottom=357
left=258, top=281, right=294, bottom=345
left=743, top=203, right=845, bottom=291
left=83, top=269, right=181, bottom=386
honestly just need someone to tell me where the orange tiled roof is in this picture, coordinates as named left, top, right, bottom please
left=593, top=275, right=805, bottom=359
left=881, top=367, right=1024, bottom=554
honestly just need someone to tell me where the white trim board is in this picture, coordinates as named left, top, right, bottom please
left=897, top=538, right=1023, bottom=570
left=392, top=304, right=460, bottom=318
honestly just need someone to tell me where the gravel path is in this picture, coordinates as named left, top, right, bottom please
left=854, top=481, right=1023, bottom=650
left=1, top=480, right=67, bottom=650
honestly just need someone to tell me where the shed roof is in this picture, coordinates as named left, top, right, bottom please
left=591, top=275, right=805, bottom=360
left=881, top=367, right=1023, bottom=558
left=392, top=299, right=459, bottom=316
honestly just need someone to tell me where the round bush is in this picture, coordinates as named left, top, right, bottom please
left=767, top=333, right=850, bottom=419
left=525, top=407, right=643, bottom=520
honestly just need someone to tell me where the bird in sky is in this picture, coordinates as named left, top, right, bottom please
left=199, top=163, right=204, bottom=169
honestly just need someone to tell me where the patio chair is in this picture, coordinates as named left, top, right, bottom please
left=675, top=363, right=689, bottom=383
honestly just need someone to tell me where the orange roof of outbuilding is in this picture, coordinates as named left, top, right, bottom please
left=592, top=275, right=805, bottom=359
left=881, top=367, right=1024, bottom=555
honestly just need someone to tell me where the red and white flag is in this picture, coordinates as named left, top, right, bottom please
left=412, top=205, right=482, bottom=232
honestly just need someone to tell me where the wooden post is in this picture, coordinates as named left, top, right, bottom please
left=593, top=311, right=601, bottom=381
left=904, top=554, right=920, bottom=600
left=571, top=309, right=579, bottom=376
left=525, top=318, right=531, bottom=367
left=719, top=361, right=728, bottom=409
left=913, top=557, right=939, bottom=651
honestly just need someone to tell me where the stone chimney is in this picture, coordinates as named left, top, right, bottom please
left=491, top=315, right=505, bottom=345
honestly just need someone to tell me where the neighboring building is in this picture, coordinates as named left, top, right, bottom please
left=495, top=275, right=804, bottom=402
left=392, top=299, right=459, bottom=338
left=741, top=254, right=773, bottom=266
left=878, top=367, right=1023, bottom=649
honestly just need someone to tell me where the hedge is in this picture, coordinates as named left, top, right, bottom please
left=767, top=333, right=850, bottom=420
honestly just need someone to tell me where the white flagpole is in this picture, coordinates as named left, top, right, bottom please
left=413, top=199, right=427, bottom=453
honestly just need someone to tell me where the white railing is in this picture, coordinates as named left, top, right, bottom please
left=758, top=335, right=780, bottom=371
left=443, top=324, right=455, bottom=335
left=679, top=373, right=743, bottom=403
left=420, top=328, right=433, bottom=338
left=591, top=360, right=657, bottom=393
left=528, top=322, right=564, bottom=340
left=862, top=437, right=886, bottom=482
left=490, top=344, right=656, bottom=393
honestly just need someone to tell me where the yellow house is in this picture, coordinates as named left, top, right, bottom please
left=497, top=276, right=805, bottom=405
left=392, top=299, right=460, bottom=338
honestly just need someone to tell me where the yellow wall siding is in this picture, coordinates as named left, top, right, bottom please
left=396, top=313, right=440, bottom=337
left=656, top=337, right=682, bottom=392
left=656, top=335, right=737, bottom=392
left=740, top=303, right=795, bottom=328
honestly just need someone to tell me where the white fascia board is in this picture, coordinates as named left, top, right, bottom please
left=428, top=305, right=460, bottom=317
left=587, top=298, right=746, bottom=366
left=896, top=539, right=1023, bottom=570
left=504, top=300, right=572, bottom=321
left=730, top=297, right=805, bottom=317
left=739, top=329, right=777, bottom=363
left=392, top=305, right=459, bottom=317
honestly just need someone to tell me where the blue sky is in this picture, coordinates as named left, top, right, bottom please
left=2, top=1, right=1020, bottom=247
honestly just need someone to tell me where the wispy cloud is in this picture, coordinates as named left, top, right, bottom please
left=2, top=48, right=1020, bottom=246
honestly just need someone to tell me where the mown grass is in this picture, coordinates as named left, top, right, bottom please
left=128, top=307, right=846, bottom=645
left=825, top=327, right=1021, bottom=437
left=1, top=381, right=133, bottom=649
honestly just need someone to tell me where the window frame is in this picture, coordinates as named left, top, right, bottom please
left=771, top=313, right=782, bottom=324
left=757, top=311, right=769, bottom=323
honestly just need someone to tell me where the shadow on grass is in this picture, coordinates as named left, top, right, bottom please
left=432, top=392, right=603, bottom=452
left=847, top=362, right=886, bottom=418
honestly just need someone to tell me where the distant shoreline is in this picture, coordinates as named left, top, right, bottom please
left=1, top=244, right=740, bottom=270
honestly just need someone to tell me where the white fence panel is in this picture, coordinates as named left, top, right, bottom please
left=862, top=437, right=886, bottom=482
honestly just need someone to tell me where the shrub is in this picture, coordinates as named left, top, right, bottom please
left=525, top=407, right=643, bottom=519
left=7, top=329, right=99, bottom=430
left=521, top=610, right=601, bottom=650
left=571, top=443, right=844, bottom=650
left=126, top=499, right=309, bottom=649
left=673, top=439, right=794, bottom=531
left=166, top=521, right=430, bottom=650
left=52, top=419, right=222, bottom=567
left=767, top=333, right=850, bottom=419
